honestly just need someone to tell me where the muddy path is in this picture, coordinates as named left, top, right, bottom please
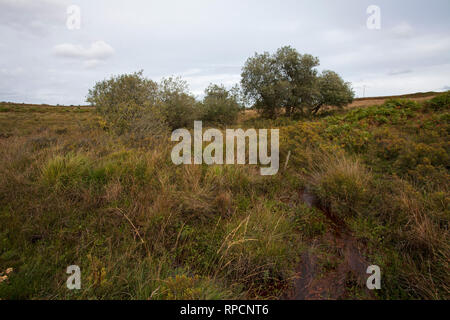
left=286, top=190, right=373, bottom=300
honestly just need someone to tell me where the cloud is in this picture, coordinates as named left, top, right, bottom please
left=388, top=69, right=413, bottom=76
left=351, top=63, right=450, bottom=97
left=53, top=41, right=115, bottom=60
left=0, top=0, right=69, bottom=35
left=0, top=67, right=25, bottom=76
left=391, top=22, right=414, bottom=38
left=83, top=60, right=103, bottom=69
left=182, top=73, right=241, bottom=97
left=324, top=33, right=450, bottom=74
left=2, top=0, right=450, bottom=104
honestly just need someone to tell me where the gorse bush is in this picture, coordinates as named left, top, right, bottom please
left=277, top=95, right=449, bottom=299
left=423, top=90, right=450, bottom=111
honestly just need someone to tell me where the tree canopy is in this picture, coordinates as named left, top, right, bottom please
left=86, top=71, right=242, bottom=140
left=241, top=46, right=354, bottom=118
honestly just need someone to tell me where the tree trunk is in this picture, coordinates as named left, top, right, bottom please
left=311, top=103, right=323, bottom=115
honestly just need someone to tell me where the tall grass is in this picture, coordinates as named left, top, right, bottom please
left=0, top=94, right=448, bottom=299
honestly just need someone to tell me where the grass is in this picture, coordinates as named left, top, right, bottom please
left=0, top=93, right=448, bottom=300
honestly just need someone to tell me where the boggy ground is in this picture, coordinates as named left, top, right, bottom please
left=287, top=190, right=372, bottom=300
left=0, top=93, right=448, bottom=300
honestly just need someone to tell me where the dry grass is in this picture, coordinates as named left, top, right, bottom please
left=0, top=93, right=448, bottom=300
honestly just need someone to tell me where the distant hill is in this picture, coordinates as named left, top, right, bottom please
left=0, top=91, right=443, bottom=109
left=354, top=91, right=439, bottom=101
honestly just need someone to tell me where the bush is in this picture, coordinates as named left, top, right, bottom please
left=424, top=91, right=450, bottom=111
left=86, top=71, right=168, bottom=142
left=200, top=84, right=241, bottom=125
left=158, top=77, right=200, bottom=129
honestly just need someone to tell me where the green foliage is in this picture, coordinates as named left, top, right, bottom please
left=423, top=90, right=450, bottom=111
left=41, top=153, right=94, bottom=192
left=278, top=95, right=449, bottom=299
left=218, top=201, right=300, bottom=294
left=200, top=84, right=241, bottom=125
left=1, top=81, right=449, bottom=300
left=86, top=71, right=168, bottom=142
left=158, top=77, right=200, bottom=129
left=313, top=70, right=354, bottom=114
left=87, top=71, right=159, bottom=110
left=241, top=46, right=353, bottom=118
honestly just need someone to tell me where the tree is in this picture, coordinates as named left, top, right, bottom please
left=275, top=46, right=320, bottom=116
left=158, top=77, right=199, bottom=129
left=311, top=70, right=354, bottom=115
left=86, top=71, right=168, bottom=141
left=200, top=84, right=242, bottom=125
left=87, top=70, right=159, bottom=118
left=241, top=46, right=353, bottom=118
left=240, top=51, right=289, bottom=119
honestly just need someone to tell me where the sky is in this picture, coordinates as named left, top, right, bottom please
left=0, top=0, right=449, bottom=105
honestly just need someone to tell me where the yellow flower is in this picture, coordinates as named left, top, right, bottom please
left=6, top=268, right=13, bottom=274
left=0, top=275, right=8, bottom=283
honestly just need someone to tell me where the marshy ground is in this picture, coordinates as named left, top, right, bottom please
left=0, top=92, right=448, bottom=300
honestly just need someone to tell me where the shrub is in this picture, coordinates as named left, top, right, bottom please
left=158, top=77, right=200, bottom=129
left=423, top=91, right=450, bottom=111
left=86, top=71, right=168, bottom=142
left=200, top=84, right=241, bottom=125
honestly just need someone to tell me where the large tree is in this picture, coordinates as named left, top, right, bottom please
left=241, top=46, right=354, bottom=118
left=240, top=51, right=288, bottom=119
left=275, top=46, right=320, bottom=116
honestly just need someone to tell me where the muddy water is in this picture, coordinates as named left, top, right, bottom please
left=288, top=190, right=372, bottom=300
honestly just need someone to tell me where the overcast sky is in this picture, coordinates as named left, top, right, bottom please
left=1, top=0, right=449, bottom=105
